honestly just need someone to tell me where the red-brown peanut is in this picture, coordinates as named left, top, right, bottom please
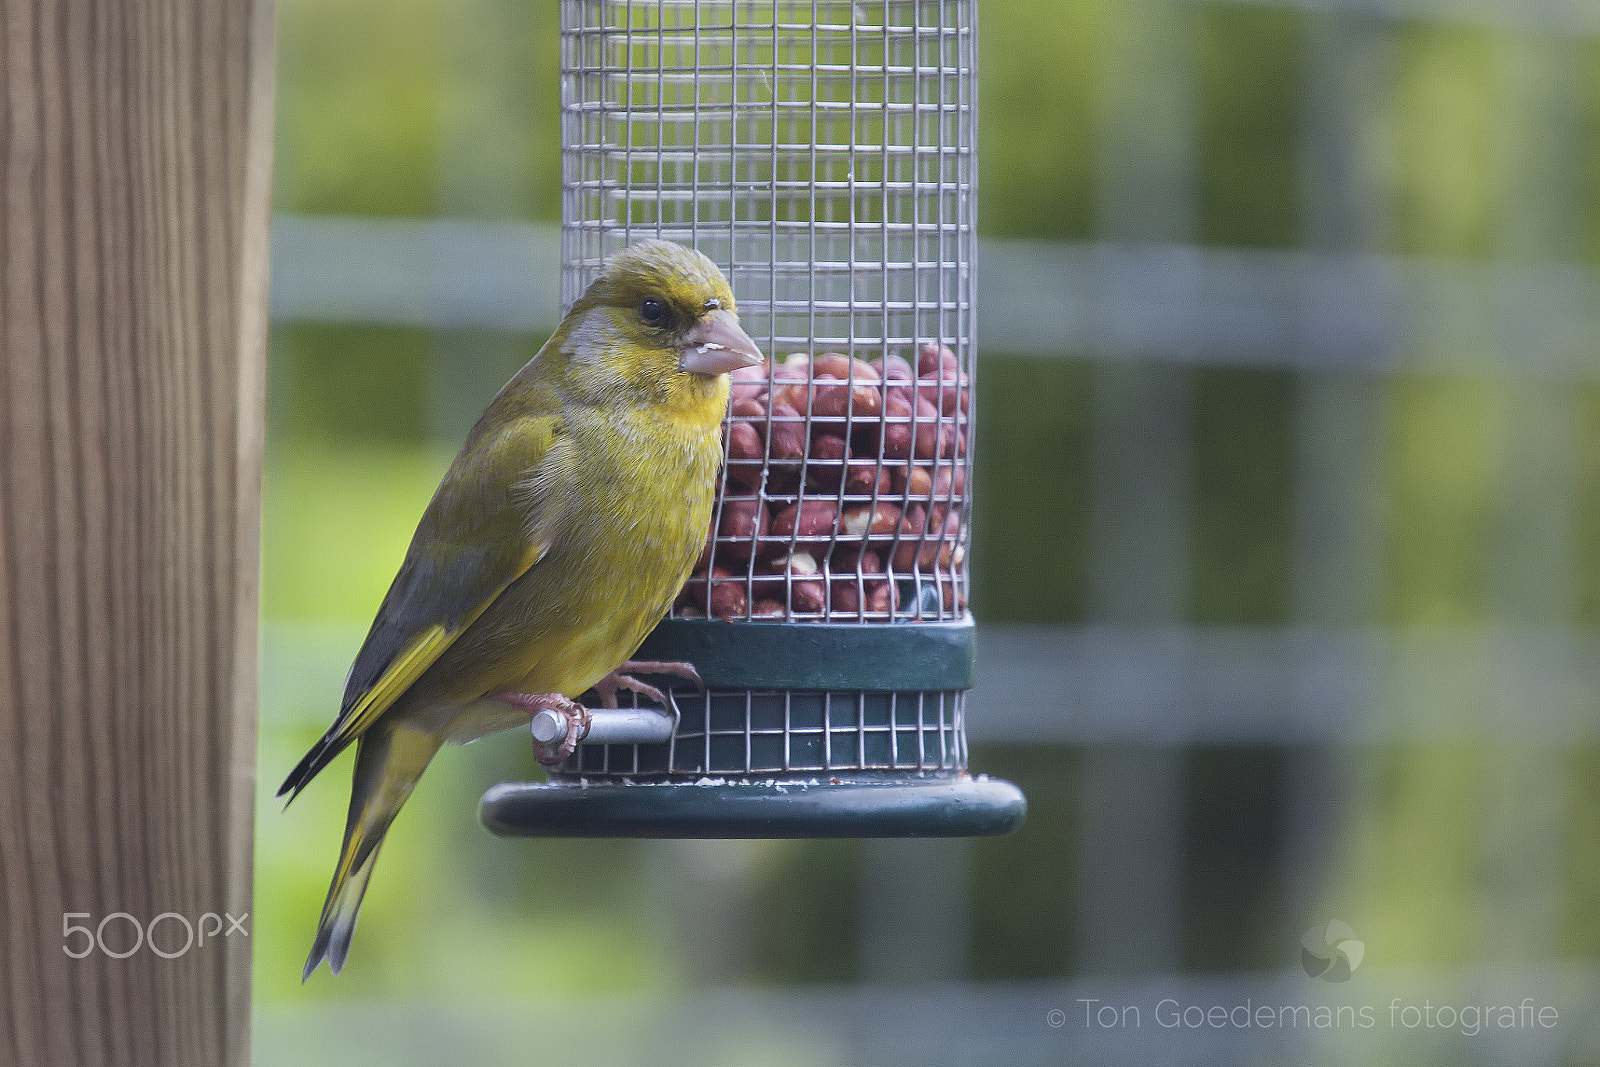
left=875, top=353, right=915, bottom=382
left=917, top=372, right=970, bottom=417
left=716, top=498, right=767, bottom=560
left=764, top=400, right=807, bottom=464
left=916, top=343, right=959, bottom=378
left=767, top=354, right=810, bottom=407
left=896, top=464, right=933, bottom=499
left=891, top=503, right=938, bottom=572
left=765, top=468, right=803, bottom=498
left=912, top=396, right=944, bottom=461
left=769, top=499, right=839, bottom=546
left=866, top=583, right=899, bottom=615
left=877, top=394, right=915, bottom=459
left=729, top=360, right=771, bottom=405
left=843, top=459, right=891, bottom=497
left=811, top=378, right=883, bottom=420
left=840, top=502, right=903, bottom=538
left=928, top=507, right=963, bottom=568
left=751, top=598, right=786, bottom=618
left=756, top=551, right=826, bottom=614
left=686, top=565, right=748, bottom=621
left=895, top=462, right=967, bottom=501
left=803, top=434, right=849, bottom=490
left=832, top=549, right=898, bottom=615
left=778, top=353, right=882, bottom=423
left=831, top=546, right=890, bottom=591
left=708, top=573, right=748, bottom=621
left=725, top=414, right=764, bottom=490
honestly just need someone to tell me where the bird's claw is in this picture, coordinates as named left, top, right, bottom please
left=492, top=691, right=591, bottom=766
left=593, top=660, right=702, bottom=709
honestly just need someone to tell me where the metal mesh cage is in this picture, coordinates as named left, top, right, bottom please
left=561, top=0, right=975, bottom=626
left=545, top=0, right=981, bottom=787
left=567, top=689, right=964, bottom=777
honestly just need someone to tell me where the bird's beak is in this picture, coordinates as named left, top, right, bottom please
left=678, top=311, right=764, bottom=376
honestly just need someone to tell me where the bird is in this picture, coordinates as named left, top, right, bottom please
left=279, top=238, right=763, bottom=979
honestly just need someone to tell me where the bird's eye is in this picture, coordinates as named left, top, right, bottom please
left=640, top=298, right=665, bottom=324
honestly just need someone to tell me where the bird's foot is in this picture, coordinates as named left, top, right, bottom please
left=491, top=691, right=591, bottom=766
left=591, top=660, right=703, bottom=709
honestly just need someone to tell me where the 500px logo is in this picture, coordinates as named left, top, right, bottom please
left=62, top=912, right=249, bottom=959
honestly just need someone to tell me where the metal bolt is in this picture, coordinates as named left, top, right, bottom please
left=529, top=708, right=567, bottom=745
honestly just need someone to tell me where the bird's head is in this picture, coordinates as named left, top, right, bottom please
left=558, top=239, right=764, bottom=409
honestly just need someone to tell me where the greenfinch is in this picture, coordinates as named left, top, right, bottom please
left=280, top=239, right=763, bottom=978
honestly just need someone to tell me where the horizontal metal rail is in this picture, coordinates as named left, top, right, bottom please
left=269, top=215, right=1600, bottom=378
left=260, top=619, right=1600, bottom=744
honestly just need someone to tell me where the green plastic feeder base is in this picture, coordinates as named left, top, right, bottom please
left=479, top=774, right=1026, bottom=839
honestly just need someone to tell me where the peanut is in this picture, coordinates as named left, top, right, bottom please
left=840, top=502, right=903, bottom=538
left=729, top=360, right=771, bottom=405
left=716, top=498, right=768, bottom=561
left=911, top=396, right=944, bottom=461
left=769, top=498, right=839, bottom=544
left=687, top=565, right=748, bottom=621
left=764, top=400, right=807, bottom=464
left=804, top=433, right=850, bottom=491
left=708, top=572, right=748, bottom=622
left=843, top=458, right=891, bottom=497
left=877, top=394, right=915, bottom=460
left=875, top=352, right=915, bottom=382
left=891, top=503, right=938, bottom=572
left=896, top=462, right=967, bottom=501
left=916, top=342, right=958, bottom=378
left=756, top=551, right=826, bottom=614
left=917, top=371, right=970, bottom=417
left=866, top=583, right=899, bottom=615
left=725, top=418, right=764, bottom=490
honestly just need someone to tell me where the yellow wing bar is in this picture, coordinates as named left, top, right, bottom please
left=325, top=540, right=548, bottom=751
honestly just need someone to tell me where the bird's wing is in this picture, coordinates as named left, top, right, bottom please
left=279, top=412, right=571, bottom=801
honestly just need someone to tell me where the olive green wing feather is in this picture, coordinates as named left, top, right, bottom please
left=278, top=413, right=570, bottom=802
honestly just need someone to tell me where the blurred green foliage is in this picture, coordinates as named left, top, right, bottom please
left=976, top=0, right=1104, bottom=240
left=261, top=0, right=1600, bottom=1013
left=1384, top=376, right=1506, bottom=626
left=1180, top=746, right=1286, bottom=972
left=966, top=744, right=1078, bottom=979
left=274, top=0, right=446, bottom=215
left=1189, top=368, right=1295, bottom=626
left=1580, top=386, right=1600, bottom=626
left=1196, top=6, right=1303, bottom=249
left=1390, top=24, right=1498, bottom=260
left=273, top=324, right=434, bottom=443
left=970, top=358, right=1095, bottom=622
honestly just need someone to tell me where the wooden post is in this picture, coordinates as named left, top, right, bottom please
left=0, top=1, right=274, bottom=1064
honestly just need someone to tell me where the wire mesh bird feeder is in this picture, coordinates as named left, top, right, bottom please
left=481, top=0, right=1024, bottom=837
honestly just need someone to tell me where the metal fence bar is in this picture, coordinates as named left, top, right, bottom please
left=255, top=962, right=1597, bottom=1065
left=268, top=216, right=1600, bottom=378
left=1073, top=0, right=1198, bottom=979
left=263, top=618, right=1600, bottom=743
left=431, top=0, right=545, bottom=444
left=1281, top=8, right=1392, bottom=937
left=1475, top=31, right=1583, bottom=970
left=857, top=837, right=973, bottom=982
left=965, top=624, right=1600, bottom=745
left=1178, top=0, right=1600, bottom=38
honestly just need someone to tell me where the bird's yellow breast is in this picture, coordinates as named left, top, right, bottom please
left=418, top=399, right=723, bottom=731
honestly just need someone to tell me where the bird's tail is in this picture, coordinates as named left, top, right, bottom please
left=303, top=723, right=441, bottom=981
